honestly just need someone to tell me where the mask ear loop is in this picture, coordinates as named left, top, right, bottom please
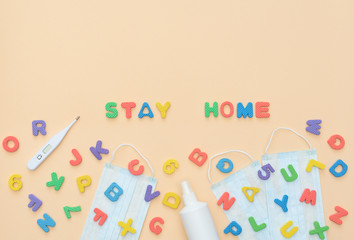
left=208, top=150, right=255, bottom=185
left=109, top=144, right=155, bottom=177
left=264, top=127, right=312, bottom=154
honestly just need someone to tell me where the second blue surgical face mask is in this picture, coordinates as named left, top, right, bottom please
left=81, top=144, right=157, bottom=240
left=209, top=150, right=271, bottom=240
left=262, top=128, right=327, bottom=240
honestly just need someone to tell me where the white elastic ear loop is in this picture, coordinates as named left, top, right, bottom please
left=208, top=150, right=255, bottom=185
left=109, top=144, right=154, bottom=177
left=264, top=127, right=312, bottom=154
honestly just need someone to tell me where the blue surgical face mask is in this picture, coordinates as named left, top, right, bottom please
left=262, top=128, right=327, bottom=240
left=208, top=150, right=271, bottom=240
left=81, top=144, right=157, bottom=240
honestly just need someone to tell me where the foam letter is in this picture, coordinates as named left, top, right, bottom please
left=327, top=134, right=345, bottom=150
left=300, top=188, right=317, bottom=205
left=309, top=221, right=329, bottom=239
left=188, top=148, right=208, bottom=167
left=258, top=163, right=275, bottom=180
left=145, top=185, right=160, bottom=202
left=104, top=182, right=123, bottom=202
left=156, top=102, right=171, bottom=118
left=93, top=208, right=107, bottom=226
left=216, top=158, right=234, bottom=173
left=90, top=140, right=109, bottom=160
left=329, top=206, right=348, bottom=225
left=306, top=159, right=325, bottom=172
left=220, top=101, right=234, bottom=118
left=217, top=192, right=236, bottom=210
left=70, top=148, right=82, bottom=166
left=105, top=102, right=118, bottom=118
left=248, top=217, right=267, bottom=232
left=274, top=195, right=289, bottom=212
left=149, top=217, right=164, bottom=235
left=255, top=102, right=270, bottom=118
left=281, top=164, right=298, bottom=182
left=237, top=102, right=253, bottom=118
left=281, top=221, right=298, bottom=239
left=128, top=159, right=144, bottom=176
left=163, top=159, right=179, bottom=174
left=63, top=206, right=81, bottom=219
left=121, top=102, right=136, bottom=118
left=77, top=175, right=92, bottom=193
left=37, top=213, right=56, bottom=233
left=242, top=187, right=259, bottom=202
left=32, top=120, right=47, bottom=136
left=118, top=219, right=136, bottom=236
left=28, top=194, right=43, bottom=212
left=8, top=174, right=22, bottom=191
left=224, top=221, right=242, bottom=236
left=162, top=192, right=181, bottom=209
left=2, top=136, right=19, bottom=152
left=46, top=172, right=65, bottom=191
left=205, top=102, right=218, bottom=117
left=306, top=120, right=322, bottom=135
left=329, top=159, right=348, bottom=177
left=138, top=102, right=154, bottom=118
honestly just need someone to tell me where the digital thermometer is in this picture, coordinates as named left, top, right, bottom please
left=27, top=116, right=80, bottom=170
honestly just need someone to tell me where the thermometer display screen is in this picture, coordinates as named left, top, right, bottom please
left=43, top=144, right=52, bottom=154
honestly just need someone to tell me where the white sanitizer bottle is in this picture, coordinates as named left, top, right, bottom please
left=179, top=181, right=220, bottom=240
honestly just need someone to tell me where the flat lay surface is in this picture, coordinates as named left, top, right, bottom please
left=0, top=0, right=353, bottom=239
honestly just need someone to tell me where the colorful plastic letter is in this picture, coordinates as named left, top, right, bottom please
left=105, top=102, right=118, bottom=118
left=64, top=206, right=81, bottom=219
left=2, top=136, right=19, bottom=152
left=90, top=140, right=109, bottom=160
left=70, top=148, right=82, bottom=166
left=306, top=120, right=322, bottom=135
left=274, top=195, right=289, bottom=212
left=189, top=148, right=208, bottom=167
left=217, top=192, right=236, bottom=210
left=281, top=221, right=298, bottom=239
left=104, top=182, right=123, bottom=202
left=138, top=102, right=154, bottom=118
left=224, top=221, right=242, bottom=236
left=255, top=102, right=270, bottom=118
left=205, top=102, right=218, bottom=117
left=77, top=175, right=92, bottom=193
left=329, top=159, right=348, bottom=177
left=163, top=159, right=179, bottom=174
left=93, top=208, right=107, bottom=226
left=156, top=102, right=171, bottom=118
left=306, top=159, right=325, bottom=172
left=237, top=102, right=253, bottom=118
left=37, top=213, right=56, bottom=233
left=8, top=174, right=22, bottom=191
left=309, top=221, right=329, bottom=240
left=258, top=163, right=275, bottom=180
left=28, top=194, right=42, bottom=212
left=220, top=101, right=234, bottom=118
left=128, top=159, right=144, bottom=176
left=145, top=185, right=160, bottom=202
left=118, top=219, right=136, bottom=236
left=248, top=217, right=267, bottom=232
left=329, top=206, right=348, bottom=225
left=281, top=164, right=298, bottom=182
left=327, top=134, right=345, bottom=150
left=149, top=217, right=164, bottom=235
left=121, top=102, right=136, bottom=118
left=300, top=188, right=317, bottom=205
left=32, top=120, right=47, bottom=136
left=162, top=192, right=181, bottom=209
left=242, top=187, right=259, bottom=202
left=216, top=158, right=234, bottom=173
left=46, top=172, right=65, bottom=191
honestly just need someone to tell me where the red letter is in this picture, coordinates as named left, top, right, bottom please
left=128, top=159, right=144, bottom=175
left=217, top=192, right=236, bottom=210
left=121, top=102, right=136, bottom=119
left=220, top=101, right=234, bottom=118
left=327, top=135, right=345, bottom=150
left=149, top=217, right=164, bottom=235
left=329, top=206, right=348, bottom=225
left=189, top=148, right=208, bottom=167
left=93, top=208, right=107, bottom=226
left=299, top=188, right=316, bottom=205
left=255, top=102, right=270, bottom=118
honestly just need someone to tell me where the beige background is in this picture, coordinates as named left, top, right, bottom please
left=0, top=0, right=353, bottom=239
